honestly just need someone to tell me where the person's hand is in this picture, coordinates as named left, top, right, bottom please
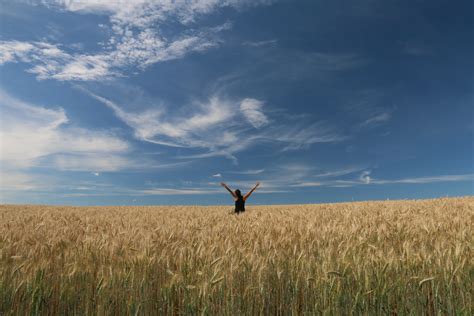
left=255, top=182, right=260, bottom=187
left=220, top=182, right=226, bottom=187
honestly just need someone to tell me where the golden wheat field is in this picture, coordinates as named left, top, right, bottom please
left=0, top=197, right=473, bottom=315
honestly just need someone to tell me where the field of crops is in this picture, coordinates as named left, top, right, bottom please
left=0, top=197, right=472, bottom=315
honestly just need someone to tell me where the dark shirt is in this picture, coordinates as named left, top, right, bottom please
left=235, top=196, right=245, bottom=213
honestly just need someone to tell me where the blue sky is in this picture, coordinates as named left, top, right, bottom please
left=0, top=0, right=472, bottom=205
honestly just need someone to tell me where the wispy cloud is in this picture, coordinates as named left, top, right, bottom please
left=44, top=1, right=275, bottom=25
left=313, top=167, right=366, bottom=178
left=345, top=89, right=395, bottom=129
left=0, top=1, right=274, bottom=81
left=84, top=89, right=236, bottom=149
left=236, top=163, right=317, bottom=189
left=0, top=33, right=217, bottom=81
left=371, top=174, right=474, bottom=184
left=240, top=98, right=269, bottom=128
left=140, top=187, right=221, bottom=195
left=59, top=184, right=287, bottom=197
left=0, top=40, right=37, bottom=64
left=61, top=171, right=474, bottom=197
left=214, top=51, right=367, bottom=93
left=228, top=169, right=265, bottom=175
left=208, top=163, right=361, bottom=191
left=0, top=171, right=40, bottom=191
left=269, top=122, right=346, bottom=151
left=292, top=172, right=474, bottom=188
left=0, top=41, right=114, bottom=81
left=0, top=88, right=130, bottom=171
left=82, top=87, right=345, bottom=163
left=242, top=39, right=278, bottom=47
left=0, top=86, right=190, bottom=194
left=246, top=163, right=474, bottom=190
left=360, top=112, right=391, bottom=127
left=290, top=182, right=322, bottom=187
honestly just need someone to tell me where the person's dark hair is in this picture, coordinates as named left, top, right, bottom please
left=235, top=189, right=242, bottom=198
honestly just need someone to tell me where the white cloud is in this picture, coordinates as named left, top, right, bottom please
left=346, top=90, right=394, bottom=128
left=0, top=33, right=217, bottom=81
left=178, top=136, right=257, bottom=163
left=325, top=173, right=474, bottom=187
left=186, top=165, right=474, bottom=195
left=372, top=174, right=474, bottom=185
left=240, top=98, right=269, bottom=128
left=47, top=0, right=146, bottom=14
left=0, top=171, right=39, bottom=191
left=92, top=172, right=100, bottom=176
left=140, top=35, right=218, bottom=67
left=47, top=1, right=275, bottom=26
left=84, top=90, right=235, bottom=149
left=242, top=39, right=278, bottom=47
left=0, top=40, right=35, bottom=64
left=50, top=55, right=113, bottom=81
left=140, top=187, right=221, bottom=195
left=0, top=88, right=130, bottom=172
left=60, top=184, right=259, bottom=196
left=269, top=122, right=346, bottom=151
left=359, top=170, right=371, bottom=184
left=290, top=182, right=322, bottom=187
left=185, top=97, right=234, bottom=131
left=0, top=41, right=117, bottom=81
left=1, top=1, right=274, bottom=81
left=360, top=112, right=391, bottom=127
left=83, top=88, right=345, bottom=163
left=314, top=167, right=366, bottom=178
left=228, top=169, right=265, bottom=175
left=285, top=172, right=474, bottom=189
left=212, top=173, right=222, bottom=177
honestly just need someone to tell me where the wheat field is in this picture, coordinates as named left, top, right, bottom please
left=0, top=197, right=472, bottom=315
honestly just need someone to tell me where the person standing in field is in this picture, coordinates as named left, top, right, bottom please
left=220, top=182, right=260, bottom=214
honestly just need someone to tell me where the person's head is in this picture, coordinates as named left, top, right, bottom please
left=235, top=189, right=242, bottom=198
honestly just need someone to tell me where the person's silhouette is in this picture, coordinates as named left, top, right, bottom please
left=220, top=182, right=260, bottom=214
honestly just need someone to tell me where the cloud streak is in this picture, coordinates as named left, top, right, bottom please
left=344, top=90, right=395, bottom=129
left=82, top=87, right=345, bottom=163
left=38, top=170, right=474, bottom=197
left=140, top=188, right=221, bottom=195
left=360, top=112, right=391, bottom=127
left=371, top=174, right=474, bottom=185
left=229, top=164, right=474, bottom=191
left=228, top=169, right=265, bottom=175
left=298, top=173, right=474, bottom=188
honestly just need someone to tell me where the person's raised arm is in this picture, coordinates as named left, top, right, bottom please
left=220, top=182, right=237, bottom=199
left=244, top=182, right=260, bottom=201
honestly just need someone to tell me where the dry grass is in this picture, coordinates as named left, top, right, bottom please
left=0, top=197, right=473, bottom=315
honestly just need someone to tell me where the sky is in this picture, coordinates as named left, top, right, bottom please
left=0, top=0, right=473, bottom=205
